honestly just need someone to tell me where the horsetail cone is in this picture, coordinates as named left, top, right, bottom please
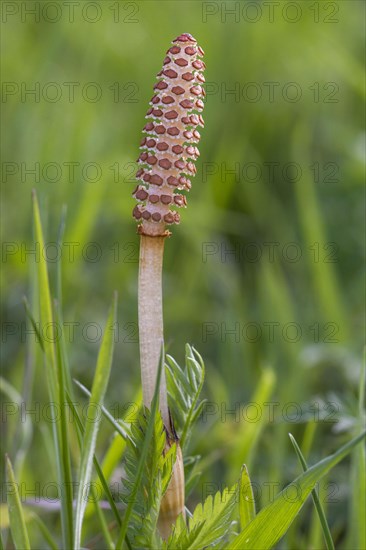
left=133, top=33, right=205, bottom=538
left=133, top=32, right=205, bottom=237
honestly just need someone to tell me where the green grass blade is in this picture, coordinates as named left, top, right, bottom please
left=227, top=431, right=366, bottom=550
left=30, top=513, right=59, bottom=550
left=32, top=190, right=73, bottom=548
left=229, top=367, right=276, bottom=475
left=292, top=126, right=348, bottom=342
left=74, top=378, right=132, bottom=443
left=64, top=391, right=120, bottom=548
left=115, top=343, right=164, bottom=550
left=56, top=204, right=67, bottom=306
left=92, top=457, right=123, bottom=529
left=32, top=191, right=57, bottom=384
left=0, top=377, right=33, bottom=477
left=5, top=455, right=31, bottom=550
left=239, top=465, right=256, bottom=530
left=74, top=292, right=117, bottom=549
left=356, top=356, right=366, bottom=549
left=65, top=390, right=123, bottom=530
left=55, top=205, right=74, bottom=396
left=289, top=434, right=335, bottom=550
left=92, top=429, right=128, bottom=497
left=22, top=296, right=44, bottom=352
left=90, top=486, right=115, bottom=550
left=84, top=389, right=141, bottom=520
left=53, top=303, right=74, bottom=541
left=348, top=355, right=366, bottom=549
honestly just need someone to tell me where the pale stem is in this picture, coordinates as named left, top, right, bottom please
left=138, top=234, right=170, bottom=431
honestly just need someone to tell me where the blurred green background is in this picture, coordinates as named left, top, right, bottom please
left=1, top=1, right=365, bottom=548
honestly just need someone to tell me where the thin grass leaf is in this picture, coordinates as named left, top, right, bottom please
left=54, top=303, right=74, bottom=539
left=55, top=206, right=74, bottom=397
left=90, top=485, right=115, bottom=550
left=239, top=465, right=256, bottom=531
left=32, top=191, right=56, bottom=372
left=22, top=296, right=44, bottom=352
left=92, top=457, right=122, bottom=529
left=6, top=455, right=31, bottom=550
left=115, top=343, right=164, bottom=550
left=65, top=390, right=123, bottom=531
left=289, top=434, right=335, bottom=550
left=74, top=292, right=117, bottom=549
left=229, top=367, right=276, bottom=475
left=0, top=377, right=33, bottom=476
left=348, top=355, right=366, bottom=549
left=84, top=392, right=141, bottom=519
left=32, top=190, right=73, bottom=548
left=91, top=429, right=127, bottom=500
left=74, top=378, right=132, bottom=444
left=66, top=406, right=122, bottom=550
left=227, top=430, right=366, bottom=549
left=59, top=388, right=125, bottom=548
left=292, top=125, right=348, bottom=342
left=307, top=479, right=328, bottom=550
left=56, top=204, right=67, bottom=306
left=29, top=513, right=59, bottom=550
left=356, top=356, right=366, bottom=549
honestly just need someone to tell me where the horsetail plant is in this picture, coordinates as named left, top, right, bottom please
left=132, top=33, right=205, bottom=538
left=6, top=31, right=366, bottom=550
